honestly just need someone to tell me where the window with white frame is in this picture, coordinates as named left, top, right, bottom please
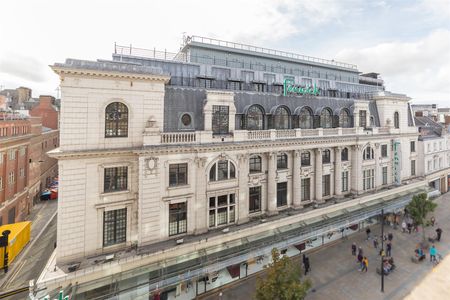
left=363, top=169, right=375, bottom=190
left=169, top=202, right=187, bottom=236
left=249, top=186, right=262, bottom=213
left=301, top=178, right=310, bottom=201
left=322, top=174, right=331, bottom=196
left=8, top=150, right=16, bottom=160
left=381, top=144, right=388, bottom=157
left=249, top=156, right=262, bottom=173
left=19, top=168, right=24, bottom=177
left=342, top=171, right=349, bottom=192
left=104, top=166, right=128, bottom=193
left=209, top=194, right=235, bottom=227
left=0, top=177, right=3, bottom=190
left=8, top=171, right=15, bottom=185
left=363, top=146, right=374, bottom=160
left=428, top=160, right=432, bottom=171
left=19, top=147, right=26, bottom=156
left=411, top=160, right=416, bottom=176
left=382, top=166, right=388, bottom=185
left=209, top=160, right=236, bottom=182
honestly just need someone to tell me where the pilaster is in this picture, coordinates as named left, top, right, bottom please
left=238, top=154, right=249, bottom=224
left=334, top=147, right=342, bottom=197
left=267, top=152, right=278, bottom=215
left=315, top=148, right=324, bottom=203
left=292, top=150, right=301, bottom=208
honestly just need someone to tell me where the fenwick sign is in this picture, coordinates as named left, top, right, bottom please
left=283, top=79, right=320, bottom=96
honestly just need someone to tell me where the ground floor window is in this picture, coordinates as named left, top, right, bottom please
left=323, top=175, right=331, bottom=196
left=363, top=169, right=375, bottom=190
left=103, top=208, right=127, bottom=247
left=301, top=178, right=310, bottom=201
left=169, top=203, right=187, bottom=236
left=249, top=186, right=262, bottom=213
left=342, top=171, right=348, bottom=192
left=382, top=166, right=388, bottom=185
left=411, top=160, right=416, bottom=176
left=277, top=182, right=287, bottom=207
left=209, top=194, right=235, bottom=227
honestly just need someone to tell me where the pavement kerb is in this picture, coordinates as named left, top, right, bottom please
left=0, top=210, right=58, bottom=289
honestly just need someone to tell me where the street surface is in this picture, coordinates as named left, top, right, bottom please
left=199, top=192, right=450, bottom=300
left=0, top=200, right=57, bottom=299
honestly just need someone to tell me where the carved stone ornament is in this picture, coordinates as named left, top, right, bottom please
left=146, top=116, right=157, bottom=128
left=145, top=157, right=158, bottom=171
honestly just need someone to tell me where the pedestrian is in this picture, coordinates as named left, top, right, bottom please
left=431, top=216, right=436, bottom=227
left=357, top=252, right=363, bottom=266
left=407, top=222, right=412, bottom=234
left=304, top=257, right=310, bottom=275
left=402, top=220, right=407, bottom=233
left=386, top=242, right=392, bottom=257
left=373, top=236, right=378, bottom=249
left=351, top=243, right=357, bottom=256
left=366, top=227, right=371, bottom=240
left=358, top=246, right=363, bottom=257
left=361, top=257, right=368, bottom=272
left=436, top=228, right=443, bottom=241
left=388, top=232, right=393, bottom=242
left=430, top=244, right=437, bottom=263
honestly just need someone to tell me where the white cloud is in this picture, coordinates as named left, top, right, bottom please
left=336, top=29, right=450, bottom=106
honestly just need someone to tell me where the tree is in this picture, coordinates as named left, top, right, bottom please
left=406, top=192, right=437, bottom=244
left=255, top=248, right=311, bottom=300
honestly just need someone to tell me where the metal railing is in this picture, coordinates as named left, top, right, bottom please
left=186, top=36, right=358, bottom=70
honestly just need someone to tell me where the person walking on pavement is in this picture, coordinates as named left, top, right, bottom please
left=402, top=220, right=407, bottom=233
left=388, top=232, right=393, bottom=242
left=431, top=216, right=436, bottom=227
left=361, top=257, right=368, bottom=272
left=430, top=244, right=437, bottom=263
left=352, top=243, right=357, bottom=256
left=407, top=222, right=412, bottom=234
left=386, top=242, right=392, bottom=257
left=436, top=228, right=443, bottom=241
left=373, top=236, right=378, bottom=249
left=304, top=257, right=310, bottom=275
left=366, top=228, right=371, bottom=240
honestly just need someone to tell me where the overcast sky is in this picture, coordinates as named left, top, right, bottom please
left=0, top=0, right=449, bottom=106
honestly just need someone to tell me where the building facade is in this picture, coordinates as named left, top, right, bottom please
left=38, top=36, right=428, bottom=299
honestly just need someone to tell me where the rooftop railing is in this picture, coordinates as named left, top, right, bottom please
left=186, top=36, right=358, bottom=70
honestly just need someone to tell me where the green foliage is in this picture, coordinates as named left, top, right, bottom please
left=255, top=248, right=311, bottom=300
left=406, top=193, right=438, bottom=242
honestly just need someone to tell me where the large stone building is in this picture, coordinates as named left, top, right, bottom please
left=37, top=36, right=428, bottom=299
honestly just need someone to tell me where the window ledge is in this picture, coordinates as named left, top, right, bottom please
left=100, top=190, right=130, bottom=197
left=168, top=184, right=190, bottom=190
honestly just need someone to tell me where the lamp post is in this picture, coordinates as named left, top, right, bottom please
left=380, top=209, right=384, bottom=293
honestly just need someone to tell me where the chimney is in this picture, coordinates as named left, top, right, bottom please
left=38, top=95, right=55, bottom=107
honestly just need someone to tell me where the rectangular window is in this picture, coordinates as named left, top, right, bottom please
left=322, top=150, right=331, bottom=164
left=104, top=167, right=128, bottom=193
left=359, top=110, right=367, bottom=128
left=19, top=168, right=24, bottom=177
left=212, top=105, right=229, bottom=135
left=342, top=171, right=348, bottom=192
left=227, top=81, right=241, bottom=91
left=249, top=156, right=262, bottom=173
left=8, top=171, right=15, bottom=185
left=363, top=169, right=375, bottom=190
left=428, top=160, right=432, bottom=171
left=209, top=194, right=236, bottom=227
left=0, top=177, right=3, bottom=190
left=301, top=178, right=310, bottom=201
left=277, top=182, right=288, bottom=207
left=169, top=202, right=187, bottom=236
left=8, top=150, right=16, bottom=160
left=322, top=174, right=331, bottom=196
left=382, top=166, right=388, bottom=185
left=410, top=141, right=416, bottom=153
left=103, top=208, right=127, bottom=247
left=19, top=147, right=26, bottom=156
left=381, top=145, right=388, bottom=158
left=277, top=154, right=288, bottom=169
left=301, top=152, right=310, bottom=166
left=411, top=160, right=416, bottom=176
left=169, top=163, right=188, bottom=186
left=249, top=186, right=262, bottom=213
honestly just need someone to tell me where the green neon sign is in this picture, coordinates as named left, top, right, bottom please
left=283, top=79, right=320, bottom=96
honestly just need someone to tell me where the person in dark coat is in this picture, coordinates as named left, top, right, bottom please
left=388, top=232, right=393, bottom=242
left=351, top=243, right=357, bottom=256
left=386, top=242, right=392, bottom=257
left=304, top=257, right=310, bottom=275
left=436, top=228, right=443, bottom=241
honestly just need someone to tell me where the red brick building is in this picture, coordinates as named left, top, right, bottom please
left=30, top=95, right=59, bottom=130
left=0, top=112, right=32, bottom=224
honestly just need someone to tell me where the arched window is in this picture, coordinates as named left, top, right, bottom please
left=246, top=105, right=264, bottom=130
left=209, top=160, right=236, bottom=182
left=322, top=149, right=331, bottom=164
left=105, top=102, right=128, bottom=138
left=394, top=112, right=399, bottom=129
left=339, top=109, right=351, bottom=128
left=341, top=148, right=349, bottom=161
left=363, top=146, right=374, bottom=160
left=273, top=106, right=290, bottom=129
left=249, top=155, right=262, bottom=173
left=320, top=108, right=332, bottom=128
left=277, top=153, right=288, bottom=169
left=298, top=107, right=313, bottom=129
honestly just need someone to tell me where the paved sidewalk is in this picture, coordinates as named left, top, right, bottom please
left=199, top=192, right=450, bottom=300
left=0, top=200, right=58, bottom=289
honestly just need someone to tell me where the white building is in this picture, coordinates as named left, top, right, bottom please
left=37, top=37, right=428, bottom=299
left=415, top=116, right=450, bottom=194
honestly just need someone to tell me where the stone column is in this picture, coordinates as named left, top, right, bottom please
left=315, top=149, right=323, bottom=203
left=374, top=143, right=380, bottom=190
left=238, top=154, right=249, bottom=224
left=194, top=157, right=208, bottom=234
left=334, top=147, right=342, bottom=197
left=267, top=152, right=278, bottom=215
left=292, top=150, right=301, bottom=208
left=351, top=145, right=362, bottom=194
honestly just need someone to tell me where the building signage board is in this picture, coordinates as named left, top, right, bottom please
left=283, top=79, right=320, bottom=96
left=393, top=140, right=402, bottom=185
